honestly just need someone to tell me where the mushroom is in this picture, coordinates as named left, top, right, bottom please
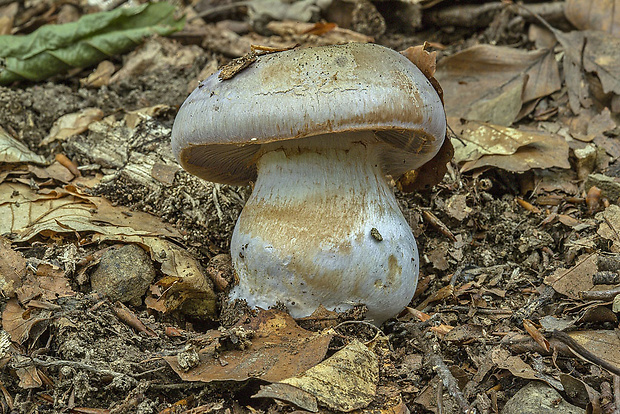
left=171, top=43, right=446, bottom=324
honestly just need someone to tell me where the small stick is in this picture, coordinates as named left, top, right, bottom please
left=579, top=286, right=620, bottom=301
left=552, top=331, right=620, bottom=376
left=422, top=210, right=457, bottom=242
left=442, top=305, right=512, bottom=315
left=15, top=357, right=135, bottom=382
left=614, top=375, right=620, bottom=413
left=437, top=379, right=444, bottom=414
left=403, top=319, right=474, bottom=413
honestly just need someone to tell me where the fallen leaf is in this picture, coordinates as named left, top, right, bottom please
left=40, top=108, right=104, bottom=146
left=436, top=45, right=561, bottom=125
left=444, top=193, right=472, bottom=221
left=0, top=183, right=181, bottom=242
left=565, top=0, right=620, bottom=36
left=453, top=121, right=570, bottom=173
left=544, top=253, right=597, bottom=299
left=253, top=383, right=318, bottom=412
left=0, top=126, right=47, bottom=165
left=443, top=324, right=484, bottom=343
left=581, top=30, right=620, bottom=96
left=569, top=330, right=620, bottom=369
left=597, top=204, right=620, bottom=251
left=16, top=263, right=75, bottom=303
left=559, top=373, right=601, bottom=409
left=0, top=237, right=26, bottom=297
left=138, top=238, right=217, bottom=318
left=14, top=355, right=43, bottom=389
left=491, top=346, right=538, bottom=380
left=1, top=299, right=51, bottom=344
left=400, top=42, right=437, bottom=79
left=523, top=319, right=550, bottom=352
left=80, top=60, right=115, bottom=87
left=266, top=20, right=373, bottom=44
left=164, top=309, right=332, bottom=383
left=280, top=339, right=379, bottom=412
left=109, top=37, right=203, bottom=84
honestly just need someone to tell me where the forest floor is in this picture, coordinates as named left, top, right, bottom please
left=0, top=0, right=619, bottom=413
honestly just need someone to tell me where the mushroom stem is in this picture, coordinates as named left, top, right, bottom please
left=230, top=132, right=418, bottom=324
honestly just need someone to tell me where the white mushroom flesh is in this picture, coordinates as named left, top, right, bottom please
left=230, top=132, right=418, bottom=324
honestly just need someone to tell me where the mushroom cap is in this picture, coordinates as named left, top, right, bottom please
left=171, top=42, right=446, bottom=186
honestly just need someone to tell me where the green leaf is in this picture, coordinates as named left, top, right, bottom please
left=0, top=2, right=185, bottom=85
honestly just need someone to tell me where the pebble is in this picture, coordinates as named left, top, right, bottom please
left=91, top=244, right=156, bottom=306
left=501, top=381, right=584, bottom=414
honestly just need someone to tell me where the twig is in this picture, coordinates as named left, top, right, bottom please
left=422, top=210, right=457, bottom=242
left=424, top=2, right=567, bottom=29
left=551, top=331, right=620, bottom=376
left=442, top=305, right=512, bottom=316
left=579, top=286, right=620, bottom=301
left=14, top=357, right=136, bottom=383
left=149, top=382, right=207, bottom=390
left=614, top=375, right=620, bottom=413
left=437, top=379, right=444, bottom=414
left=404, top=320, right=475, bottom=413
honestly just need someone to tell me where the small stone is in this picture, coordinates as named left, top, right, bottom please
left=501, top=381, right=584, bottom=414
left=90, top=244, right=156, bottom=306
left=574, top=144, right=596, bottom=180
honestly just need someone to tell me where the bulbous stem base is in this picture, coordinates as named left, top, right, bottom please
left=230, top=132, right=418, bottom=324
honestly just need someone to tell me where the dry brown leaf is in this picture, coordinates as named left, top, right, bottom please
left=164, top=309, right=332, bottom=383
left=491, top=346, right=539, bottom=381
left=41, top=108, right=104, bottom=146
left=565, top=0, right=620, bottom=36
left=544, top=253, right=597, bottom=299
left=400, top=42, right=437, bottom=79
left=253, top=383, right=318, bottom=412
left=0, top=237, right=26, bottom=297
left=416, top=284, right=454, bottom=310
left=453, top=121, right=570, bottom=173
left=16, top=263, right=75, bottom=303
left=523, top=319, right=550, bottom=352
left=0, top=182, right=180, bottom=242
left=280, top=339, right=379, bottom=412
left=14, top=355, right=43, bottom=389
left=436, top=45, right=561, bottom=125
left=559, top=373, right=602, bottom=409
left=547, top=27, right=620, bottom=113
left=123, top=104, right=172, bottom=129
left=568, top=330, right=620, bottom=369
left=443, top=324, right=484, bottom=343
left=0, top=126, right=47, bottom=165
left=1, top=299, right=51, bottom=344
left=429, top=324, right=453, bottom=338
left=109, top=37, right=204, bottom=84
left=581, top=30, right=620, bottom=96
left=396, top=135, right=453, bottom=192
left=558, top=214, right=582, bottom=228
left=597, top=204, right=620, bottom=251
left=445, top=194, right=472, bottom=221
left=80, top=60, right=116, bottom=87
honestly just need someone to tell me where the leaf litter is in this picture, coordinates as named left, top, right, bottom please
left=1, top=0, right=620, bottom=413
